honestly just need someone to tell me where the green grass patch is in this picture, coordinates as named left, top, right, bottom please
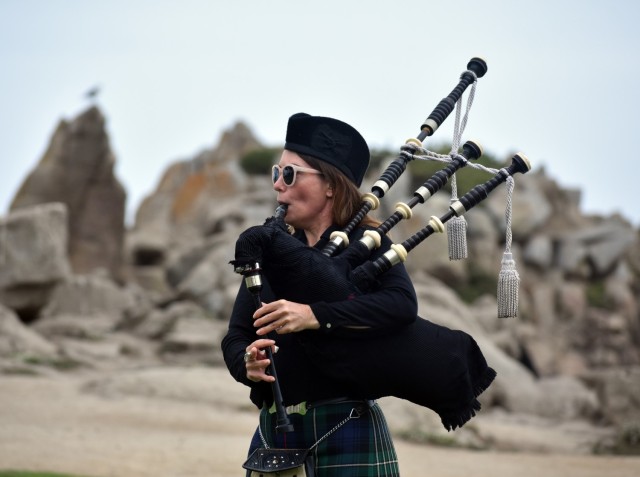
left=21, top=355, right=84, bottom=371
left=593, top=423, right=640, bottom=455
left=239, top=147, right=280, bottom=175
left=585, top=280, right=613, bottom=310
left=0, top=472, right=92, bottom=477
left=455, top=265, right=498, bottom=304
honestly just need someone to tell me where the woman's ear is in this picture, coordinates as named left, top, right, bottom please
left=326, top=186, right=334, bottom=198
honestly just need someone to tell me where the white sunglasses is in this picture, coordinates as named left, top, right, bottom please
left=272, top=164, right=322, bottom=186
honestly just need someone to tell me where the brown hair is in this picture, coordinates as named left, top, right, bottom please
left=299, top=154, right=379, bottom=228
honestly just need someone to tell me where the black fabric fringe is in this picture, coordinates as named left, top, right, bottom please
left=439, top=366, right=497, bottom=431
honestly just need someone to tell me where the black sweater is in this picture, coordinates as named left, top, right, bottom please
left=221, top=224, right=418, bottom=408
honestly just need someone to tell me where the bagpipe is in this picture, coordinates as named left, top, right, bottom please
left=232, top=57, right=531, bottom=432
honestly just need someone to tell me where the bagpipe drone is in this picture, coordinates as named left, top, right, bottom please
left=232, top=57, right=531, bottom=432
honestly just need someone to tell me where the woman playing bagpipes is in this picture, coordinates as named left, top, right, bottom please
left=219, top=54, right=527, bottom=475
left=221, top=106, right=505, bottom=476
left=222, top=113, right=419, bottom=476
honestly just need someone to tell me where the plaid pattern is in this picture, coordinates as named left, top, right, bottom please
left=248, top=401, right=400, bottom=477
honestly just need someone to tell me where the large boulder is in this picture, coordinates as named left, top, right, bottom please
left=0, top=202, right=71, bottom=318
left=556, top=219, right=637, bottom=277
left=34, top=272, right=137, bottom=339
left=582, top=367, right=640, bottom=425
left=10, top=106, right=126, bottom=280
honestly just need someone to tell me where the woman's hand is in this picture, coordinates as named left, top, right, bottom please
left=253, top=299, right=320, bottom=335
left=244, top=338, right=277, bottom=383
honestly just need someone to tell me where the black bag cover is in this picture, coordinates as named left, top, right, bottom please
left=232, top=213, right=496, bottom=431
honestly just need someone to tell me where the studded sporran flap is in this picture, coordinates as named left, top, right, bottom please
left=243, top=402, right=368, bottom=476
left=243, top=447, right=315, bottom=477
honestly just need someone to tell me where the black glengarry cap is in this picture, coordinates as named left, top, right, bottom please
left=284, top=113, right=370, bottom=186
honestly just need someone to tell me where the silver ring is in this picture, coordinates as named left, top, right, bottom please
left=243, top=351, right=252, bottom=363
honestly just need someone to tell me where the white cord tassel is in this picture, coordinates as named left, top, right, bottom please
left=447, top=212, right=468, bottom=260
left=446, top=173, right=468, bottom=260
left=498, top=252, right=519, bottom=318
left=497, top=176, right=518, bottom=318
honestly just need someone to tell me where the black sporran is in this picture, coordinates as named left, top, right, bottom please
left=243, top=447, right=316, bottom=477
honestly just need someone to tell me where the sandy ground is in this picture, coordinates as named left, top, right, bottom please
left=1, top=370, right=640, bottom=477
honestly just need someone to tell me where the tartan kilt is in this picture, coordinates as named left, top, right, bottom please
left=248, top=400, right=400, bottom=477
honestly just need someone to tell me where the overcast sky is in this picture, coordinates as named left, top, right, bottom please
left=1, top=0, right=639, bottom=226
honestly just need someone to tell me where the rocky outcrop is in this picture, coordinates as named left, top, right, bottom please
left=10, top=106, right=126, bottom=280
left=129, top=122, right=264, bottom=249
left=125, top=121, right=270, bottom=299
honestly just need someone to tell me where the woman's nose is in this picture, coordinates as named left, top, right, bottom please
left=273, top=176, right=285, bottom=191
